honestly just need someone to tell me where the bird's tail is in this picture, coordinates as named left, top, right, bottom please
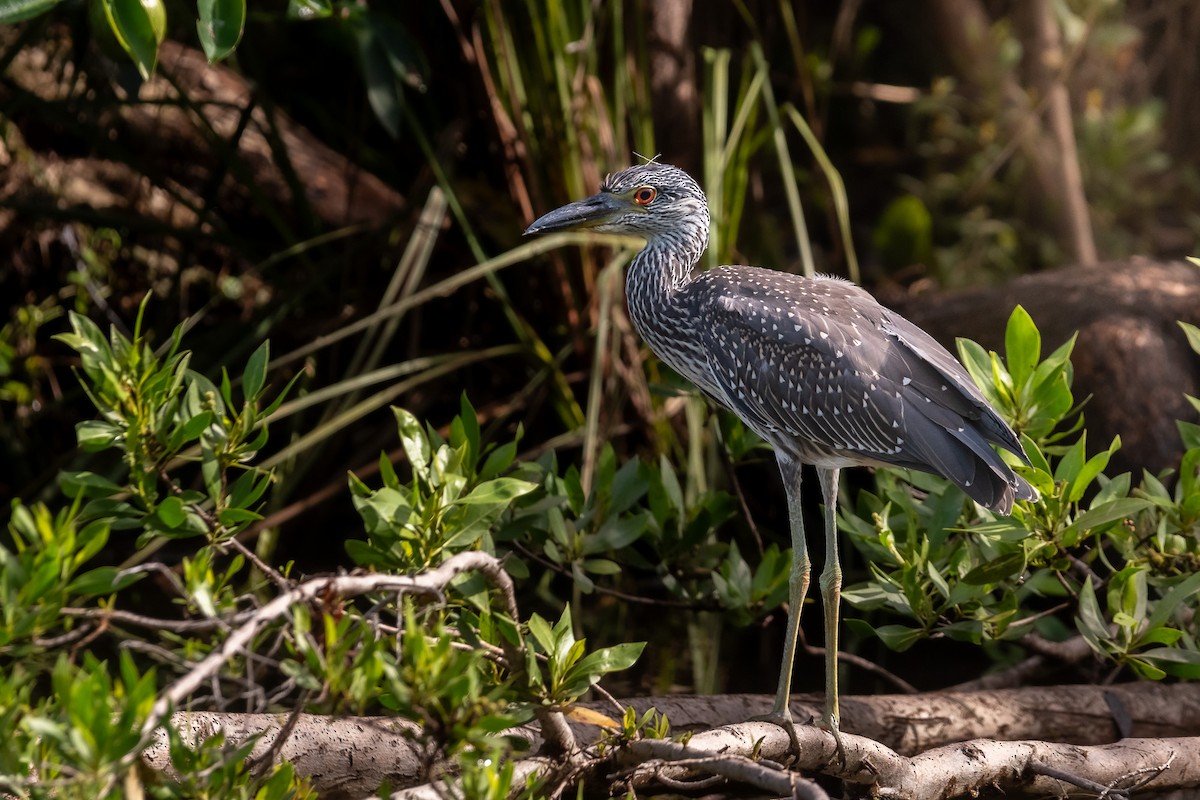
left=897, top=402, right=1038, bottom=515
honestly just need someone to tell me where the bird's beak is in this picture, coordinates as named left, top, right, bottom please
left=524, top=192, right=628, bottom=235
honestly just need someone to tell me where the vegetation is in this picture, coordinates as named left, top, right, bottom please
left=2, top=0, right=1200, bottom=797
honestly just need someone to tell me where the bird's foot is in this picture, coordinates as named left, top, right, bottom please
left=748, top=710, right=800, bottom=764
left=817, top=711, right=847, bottom=767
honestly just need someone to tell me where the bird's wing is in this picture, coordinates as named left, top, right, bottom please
left=689, top=270, right=1033, bottom=510
left=875, top=312, right=1027, bottom=458
left=692, top=269, right=913, bottom=461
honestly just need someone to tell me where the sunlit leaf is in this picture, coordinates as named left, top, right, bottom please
left=455, top=477, right=536, bottom=506
left=242, top=340, right=268, bottom=401
left=103, top=0, right=163, bottom=79
left=1003, top=305, right=1039, bottom=386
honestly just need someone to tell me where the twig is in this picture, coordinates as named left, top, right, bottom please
left=797, top=629, right=918, bottom=694
left=61, top=606, right=241, bottom=633
left=590, top=683, right=627, bottom=719
left=1118, top=750, right=1178, bottom=796
left=223, top=537, right=292, bottom=593
left=717, top=437, right=765, bottom=556
left=1030, top=759, right=1129, bottom=799
left=511, top=541, right=712, bottom=609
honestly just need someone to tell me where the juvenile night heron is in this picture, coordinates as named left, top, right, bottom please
left=526, top=163, right=1037, bottom=751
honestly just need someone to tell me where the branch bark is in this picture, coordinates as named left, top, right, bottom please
left=141, top=683, right=1200, bottom=799
left=622, top=724, right=1198, bottom=799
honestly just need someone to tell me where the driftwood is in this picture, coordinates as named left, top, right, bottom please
left=143, top=683, right=1200, bottom=799
left=889, top=258, right=1200, bottom=476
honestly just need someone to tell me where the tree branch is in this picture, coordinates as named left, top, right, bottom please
left=141, top=683, right=1200, bottom=799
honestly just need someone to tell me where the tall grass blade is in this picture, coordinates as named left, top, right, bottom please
left=751, top=43, right=814, bottom=278
left=785, top=106, right=860, bottom=283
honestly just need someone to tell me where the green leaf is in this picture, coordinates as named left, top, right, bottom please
left=873, top=624, right=925, bottom=652
left=608, top=458, right=648, bottom=516
left=60, top=470, right=123, bottom=499
left=1075, top=576, right=1109, bottom=653
left=658, top=454, right=684, bottom=513
left=1067, top=436, right=1120, bottom=503
left=1107, top=565, right=1147, bottom=628
left=76, top=419, right=122, bottom=452
left=455, top=477, right=536, bottom=506
left=176, top=409, right=214, bottom=445
left=955, top=338, right=1000, bottom=406
left=457, top=393, right=481, bottom=464
left=1180, top=322, right=1200, bottom=356
left=196, top=0, right=245, bottom=62
left=0, top=0, right=61, bottom=23
left=582, top=558, right=622, bottom=575
left=353, top=12, right=403, bottom=138
left=241, top=339, right=268, bottom=401
left=228, top=468, right=271, bottom=510
left=962, top=551, right=1026, bottom=585
left=1144, top=572, right=1200, bottom=632
left=1138, top=626, right=1183, bottom=647
left=1138, top=648, right=1200, bottom=679
left=217, top=507, right=261, bottom=526
left=1127, top=657, right=1167, bottom=681
left=344, top=539, right=385, bottom=567
left=103, top=0, right=162, bottom=79
left=1064, top=498, right=1151, bottom=539
left=155, top=496, right=187, bottom=528
left=1004, top=305, right=1040, bottom=386
left=479, top=440, right=518, bottom=480
left=393, top=407, right=430, bottom=482
left=558, top=641, right=645, bottom=699
left=872, top=195, right=932, bottom=268
left=1053, top=433, right=1087, bottom=484
left=526, top=613, right=555, bottom=655
left=589, top=513, right=649, bottom=553
left=68, top=566, right=142, bottom=596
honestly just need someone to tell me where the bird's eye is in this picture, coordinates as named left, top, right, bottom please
left=633, top=186, right=657, bottom=206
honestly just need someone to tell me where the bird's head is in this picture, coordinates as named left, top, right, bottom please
left=525, top=164, right=710, bottom=249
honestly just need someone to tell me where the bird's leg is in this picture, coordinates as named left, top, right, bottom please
left=751, top=456, right=810, bottom=755
left=773, top=458, right=811, bottom=716
left=817, top=467, right=847, bottom=764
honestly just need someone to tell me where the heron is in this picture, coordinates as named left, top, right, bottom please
left=525, top=163, right=1037, bottom=754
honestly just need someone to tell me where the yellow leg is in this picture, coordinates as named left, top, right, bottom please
left=771, top=455, right=811, bottom=720
left=817, top=467, right=847, bottom=763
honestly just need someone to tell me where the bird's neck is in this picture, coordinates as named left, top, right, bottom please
left=624, top=234, right=705, bottom=361
left=626, top=231, right=706, bottom=304
left=621, top=216, right=715, bottom=390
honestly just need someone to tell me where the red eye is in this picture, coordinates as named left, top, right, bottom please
left=634, top=186, right=656, bottom=205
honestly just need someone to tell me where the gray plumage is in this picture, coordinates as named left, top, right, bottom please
left=529, top=163, right=1036, bottom=513
left=526, top=161, right=1037, bottom=750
